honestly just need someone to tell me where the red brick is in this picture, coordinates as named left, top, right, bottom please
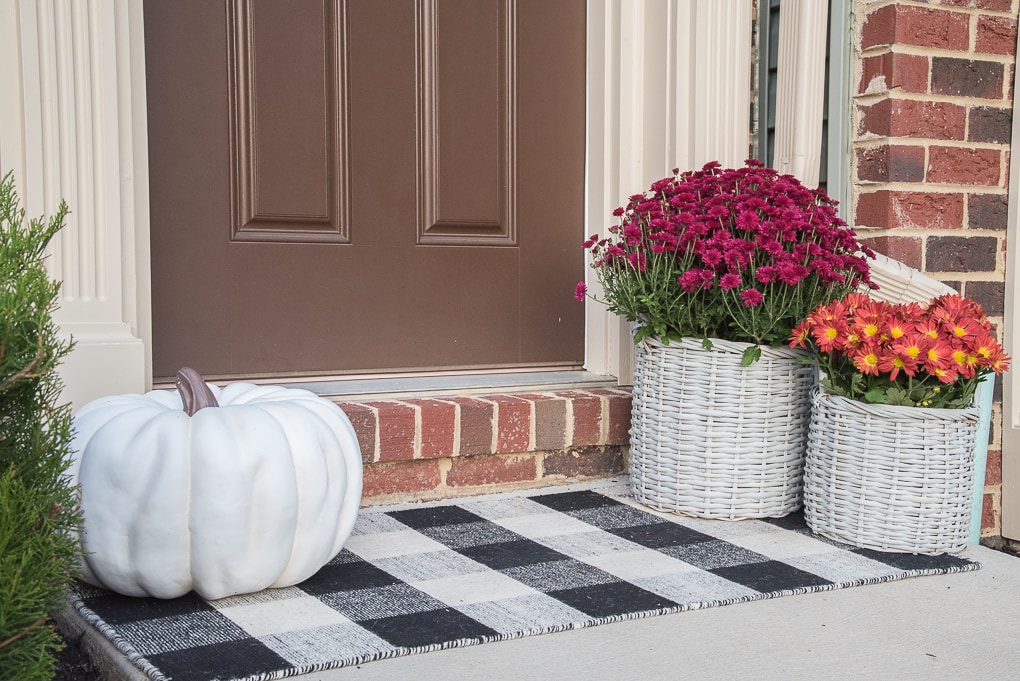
left=362, top=460, right=442, bottom=499
left=447, top=397, right=494, bottom=456
left=985, top=448, right=1002, bottom=485
left=859, top=53, right=929, bottom=95
left=367, top=401, right=416, bottom=462
left=859, top=235, right=924, bottom=271
left=404, top=398, right=456, bottom=459
left=447, top=453, right=538, bottom=487
left=589, top=389, right=633, bottom=445
left=543, top=446, right=626, bottom=479
left=856, top=145, right=926, bottom=183
left=927, top=146, right=1002, bottom=186
left=931, top=57, right=1005, bottom=99
left=968, top=192, right=1009, bottom=230
left=855, top=190, right=964, bottom=230
left=488, top=394, right=532, bottom=453
left=981, top=492, right=997, bottom=531
left=335, top=402, right=377, bottom=463
left=976, top=15, right=1018, bottom=56
left=862, top=5, right=969, bottom=51
left=859, top=98, right=966, bottom=140
left=939, top=0, right=1013, bottom=11
left=559, top=391, right=603, bottom=446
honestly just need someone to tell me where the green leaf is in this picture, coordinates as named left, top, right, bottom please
left=701, top=337, right=713, bottom=351
left=741, top=345, right=762, bottom=367
left=883, top=386, right=914, bottom=406
left=864, top=386, right=887, bottom=404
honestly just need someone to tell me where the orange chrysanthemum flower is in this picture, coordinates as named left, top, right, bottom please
left=789, top=320, right=811, bottom=348
left=914, top=319, right=940, bottom=341
left=852, top=347, right=881, bottom=376
left=924, top=342, right=953, bottom=373
left=878, top=353, right=913, bottom=380
left=812, top=320, right=846, bottom=353
left=951, top=349, right=978, bottom=379
left=885, top=317, right=909, bottom=341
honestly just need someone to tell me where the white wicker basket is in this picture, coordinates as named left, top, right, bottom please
left=804, top=389, right=979, bottom=555
left=629, top=336, right=814, bottom=520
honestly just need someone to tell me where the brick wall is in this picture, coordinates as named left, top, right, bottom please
left=852, top=0, right=1017, bottom=538
left=336, top=389, right=632, bottom=505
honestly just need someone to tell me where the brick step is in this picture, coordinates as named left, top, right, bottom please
left=334, top=388, right=632, bottom=505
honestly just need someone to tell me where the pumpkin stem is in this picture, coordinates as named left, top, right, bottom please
left=177, top=367, right=219, bottom=416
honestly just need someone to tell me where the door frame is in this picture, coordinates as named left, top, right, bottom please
left=2, top=0, right=754, bottom=408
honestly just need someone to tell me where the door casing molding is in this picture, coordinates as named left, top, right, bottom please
left=2, top=0, right=752, bottom=406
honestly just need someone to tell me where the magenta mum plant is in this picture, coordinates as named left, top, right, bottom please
left=577, top=160, right=874, bottom=361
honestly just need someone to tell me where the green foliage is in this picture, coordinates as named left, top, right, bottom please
left=0, top=171, right=81, bottom=681
left=817, top=354, right=981, bottom=410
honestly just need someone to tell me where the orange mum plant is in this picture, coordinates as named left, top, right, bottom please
left=790, top=292, right=1010, bottom=409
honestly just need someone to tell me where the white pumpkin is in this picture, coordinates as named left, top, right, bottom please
left=68, top=368, right=363, bottom=600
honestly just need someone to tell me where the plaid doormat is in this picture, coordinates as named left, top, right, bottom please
left=66, top=488, right=979, bottom=681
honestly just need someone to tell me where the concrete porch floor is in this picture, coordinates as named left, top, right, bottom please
left=61, top=479, right=1020, bottom=681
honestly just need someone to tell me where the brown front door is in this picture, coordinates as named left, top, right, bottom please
left=145, top=0, right=586, bottom=381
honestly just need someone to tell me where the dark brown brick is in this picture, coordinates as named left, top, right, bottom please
left=969, top=106, right=1013, bottom=144
left=925, top=235, right=999, bottom=272
left=449, top=397, right=494, bottom=456
left=964, top=279, right=1005, bottom=316
left=856, top=145, right=926, bottom=183
left=931, top=58, right=1005, bottom=99
left=969, top=193, right=1009, bottom=230
left=543, top=446, right=626, bottom=479
left=528, top=394, right=567, bottom=450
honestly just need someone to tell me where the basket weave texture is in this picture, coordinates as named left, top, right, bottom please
left=629, top=336, right=814, bottom=520
left=804, top=389, right=979, bottom=555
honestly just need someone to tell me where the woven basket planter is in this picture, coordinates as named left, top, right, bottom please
left=629, top=336, right=814, bottom=520
left=804, top=389, right=979, bottom=555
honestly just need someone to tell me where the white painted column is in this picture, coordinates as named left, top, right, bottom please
left=1000, top=26, right=1020, bottom=540
left=0, top=0, right=150, bottom=409
left=584, top=0, right=753, bottom=382
left=772, top=0, right=828, bottom=186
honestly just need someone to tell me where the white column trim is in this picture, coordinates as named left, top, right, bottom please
left=583, top=0, right=753, bottom=382
left=773, top=0, right=828, bottom=186
left=1001, top=23, right=1020, bottom=540
left=9, top=0, right=149, bottom=409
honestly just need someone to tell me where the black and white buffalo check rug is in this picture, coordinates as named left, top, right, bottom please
left=67, top=485, right=980, bottom=681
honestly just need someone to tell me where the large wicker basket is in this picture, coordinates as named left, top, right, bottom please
left=804, top=389, right=979, bottom=555
left=629, top=336, right=814, bottom=520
